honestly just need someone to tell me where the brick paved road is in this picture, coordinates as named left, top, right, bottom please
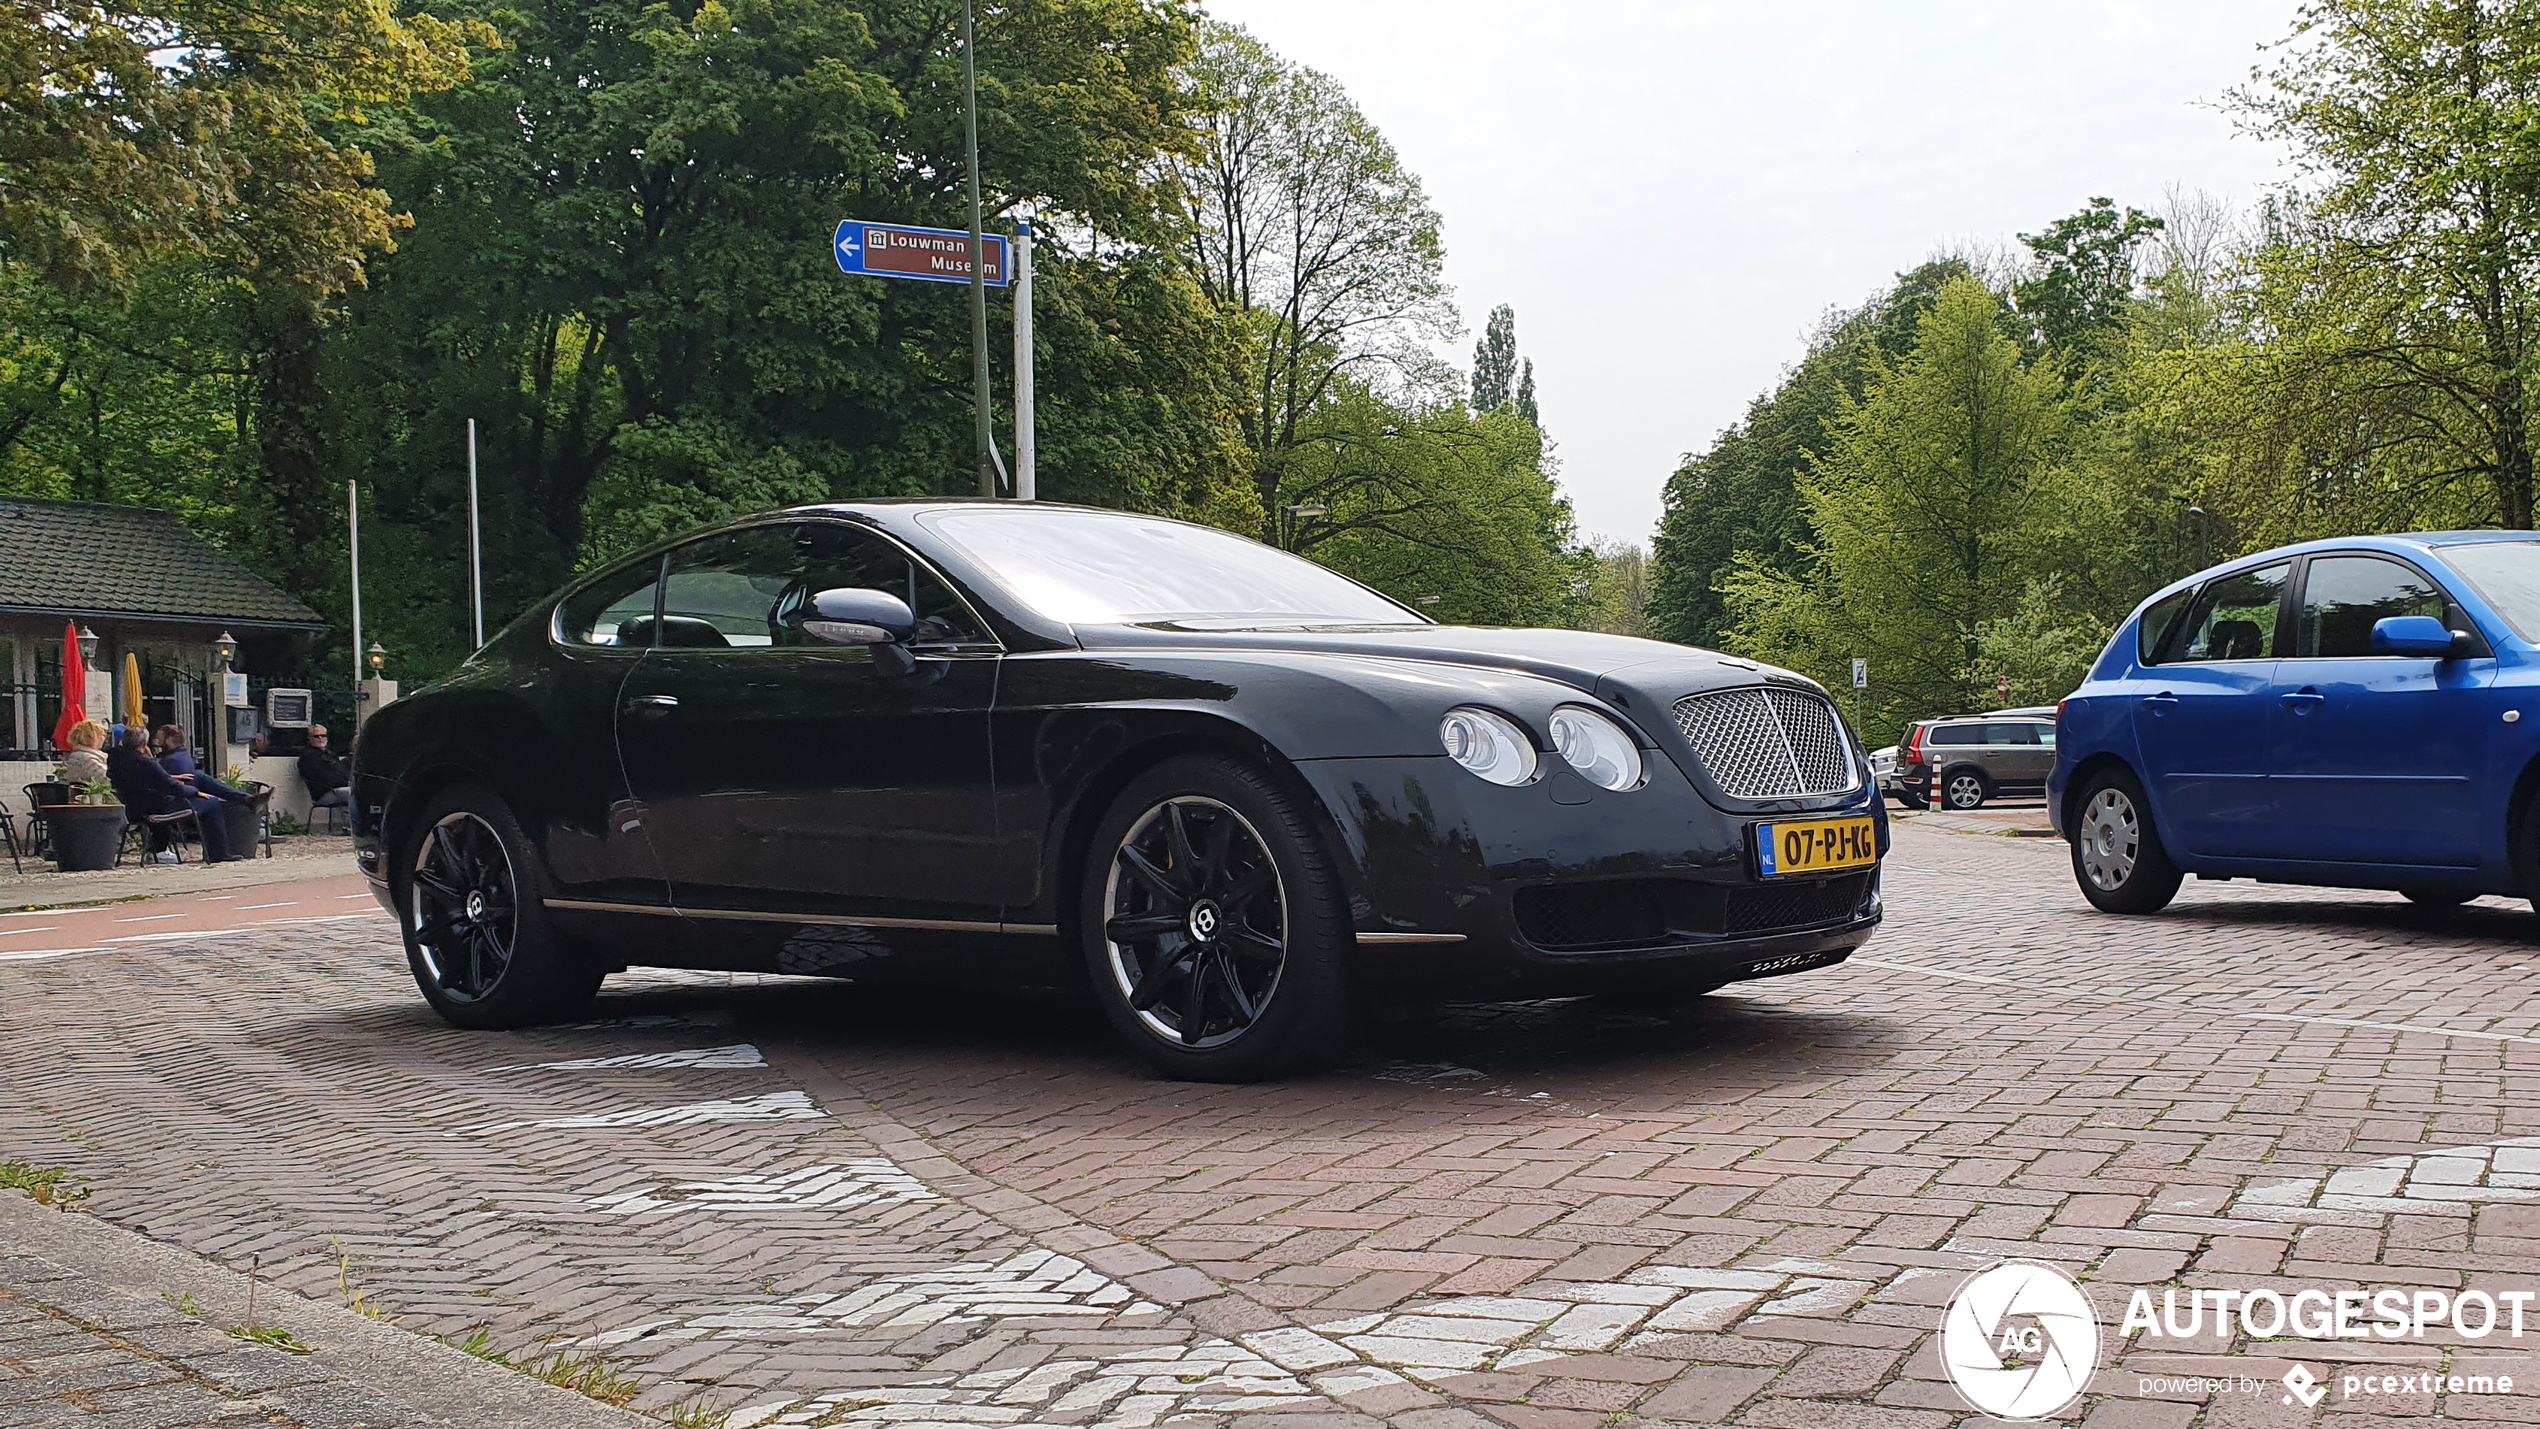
left=6, top=825, right=2540, bottom=1427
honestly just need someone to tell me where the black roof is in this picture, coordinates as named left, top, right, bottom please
left=0, top=497, right=325, bottom=631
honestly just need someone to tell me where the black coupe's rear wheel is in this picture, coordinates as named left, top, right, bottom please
left=1082, top=757, right=1350, bottom=1081
left=401, top=784, right=601, bottom=1029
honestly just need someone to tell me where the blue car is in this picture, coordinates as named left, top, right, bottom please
left=2049, top=532, right=2540, bottom=913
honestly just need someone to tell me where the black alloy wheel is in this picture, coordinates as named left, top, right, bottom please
left=1082, top=756, right=1351, bottom=1081
left=400, top=783, right=601, bottom=1029
left=412, top=811, right=518, bottom=1001
left=2069, top=766, right=2183, bottom=914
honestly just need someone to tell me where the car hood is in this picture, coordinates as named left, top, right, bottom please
left=1073, top=623, right=1824, bottom=709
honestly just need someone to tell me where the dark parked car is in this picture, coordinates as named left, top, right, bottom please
left=353, top=502, right=1886, bottom=1079
left=2051, top=533, right=2540, bottom=913
left=1893, top=709, right=2057, bottom=810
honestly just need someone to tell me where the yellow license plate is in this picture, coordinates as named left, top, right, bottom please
left=1755, top=816, right=1878, bottom=877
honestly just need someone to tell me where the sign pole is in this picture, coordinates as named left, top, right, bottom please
left=1014, top=222, right=1034, bottom=501
left=348, top=480, right=364, bottom=696
left=467, top=418, right=484, bottom=649
left=962, top=0, right=996, bottom=499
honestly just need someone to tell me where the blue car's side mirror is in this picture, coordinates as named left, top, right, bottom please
left=802, top=587, right=920, bottom=675
left=2371, top=614, right=2461, bottom=657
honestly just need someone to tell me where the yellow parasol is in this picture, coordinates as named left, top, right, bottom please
left=122, top=651, right=143, bottom=730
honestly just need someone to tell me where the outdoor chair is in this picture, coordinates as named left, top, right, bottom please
left=21, top=783, right=67, bottom=859
left=0, top=807, right=20, bottom=874
left=119, top=805, right=202, bottom=866
left=310, top=797, right=350, bottom=835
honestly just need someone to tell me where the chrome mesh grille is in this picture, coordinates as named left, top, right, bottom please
left=1671, top=686, right=1858, bottom=798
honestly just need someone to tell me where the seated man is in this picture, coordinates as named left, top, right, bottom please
left=299, top=724, right=350, bottom=822
left=107, top=728, right=240, bottom=863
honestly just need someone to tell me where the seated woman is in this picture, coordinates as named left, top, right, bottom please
left=61, top=720, right=109, bottom=786
left=106, top=728, right=241, bottom=863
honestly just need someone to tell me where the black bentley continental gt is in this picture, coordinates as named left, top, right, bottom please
left=352, top=501, right=1885, bottom=1080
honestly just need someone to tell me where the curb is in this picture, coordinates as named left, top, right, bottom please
left=1891, top=810, right=2058, bottom=840
left=0, top=1191, right=654, bottom=1429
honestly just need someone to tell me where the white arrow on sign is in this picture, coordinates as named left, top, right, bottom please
left=836, top=230, right=861, bottom=262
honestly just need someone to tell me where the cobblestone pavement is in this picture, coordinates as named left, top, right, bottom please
left=6, top=825, right=2540, bottom=1427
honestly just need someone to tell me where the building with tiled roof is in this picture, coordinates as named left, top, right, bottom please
left=2, top=497, right=325, bottom=757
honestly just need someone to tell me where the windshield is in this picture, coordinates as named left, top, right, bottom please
left=2438, top=541, right=2540, bottom=642
left=924, top=508, right=1422, bottom=627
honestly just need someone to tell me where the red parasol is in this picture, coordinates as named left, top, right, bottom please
left=50, top=622, right=84, bottom=753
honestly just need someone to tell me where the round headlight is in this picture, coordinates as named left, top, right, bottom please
left=1548, top=706, right=1644, bottom=791
left=1439, top=707, right=1538, bottom=786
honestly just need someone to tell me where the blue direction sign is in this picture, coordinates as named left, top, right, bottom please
left=834, top=220, right=1009, bottom=287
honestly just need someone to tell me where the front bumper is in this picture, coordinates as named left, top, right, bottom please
left=1295, top=753, right=1884, bottom=996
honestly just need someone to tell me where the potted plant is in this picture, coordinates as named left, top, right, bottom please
left=45, top=785, right=125, bottom=871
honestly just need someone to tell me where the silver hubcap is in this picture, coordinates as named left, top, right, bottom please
left=1947, top=774, right=1984, bottom=808
left=2079, top=788, right=2139, bottom=890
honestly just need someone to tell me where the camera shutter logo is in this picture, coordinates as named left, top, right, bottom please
left=1940, top=1261, right=2100, bottom=1419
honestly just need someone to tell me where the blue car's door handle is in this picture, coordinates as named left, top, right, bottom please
left=2141, top=693, right=2178, bottom=716
left=2280, top=689, right=2325, bottom=712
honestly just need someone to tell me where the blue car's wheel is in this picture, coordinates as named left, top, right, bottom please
left=2070, top=768, right=2182, bottom=914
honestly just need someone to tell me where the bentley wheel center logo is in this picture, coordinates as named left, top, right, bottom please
left=1940, top=1261, right=2101, bottom=1419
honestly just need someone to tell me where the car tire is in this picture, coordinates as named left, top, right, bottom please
left=1894, top=790, right=1929, bottom=811
left=398, top=783, right=603, bottom=1029
left=1080, top=755, right=1353, bottom=1082
left=2069, top=767, right=2183, bottom=914
left=1941, top=767, right=1990, bottom=810
left=2403, top=889, right=2476, bottom=907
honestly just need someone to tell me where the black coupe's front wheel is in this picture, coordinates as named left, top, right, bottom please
left=1080, top=757, right=1352, bottom=1082
left=401, top=784, right=601, bottom=1029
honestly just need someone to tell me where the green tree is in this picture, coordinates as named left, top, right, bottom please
left=1177, top=22, right=1452, bottom=544
left=1648, top=260, right=1969, bottom=648
left=1576, top=538, right=1650, bottom=637
left=2014, top=197, right=2164, bottom=360
left=1471, top=304, right=1516, bottom=411
left=2224, top=0, right=2540, bottom=528
left=1718, top=277, right=2082, bottom=739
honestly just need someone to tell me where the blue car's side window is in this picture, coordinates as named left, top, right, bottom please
left=2294, top=556, right=2449, bottom=657
left=2138, top=587, right=2195, bottom=665
left=2171, top=563, right=2291, bottom=663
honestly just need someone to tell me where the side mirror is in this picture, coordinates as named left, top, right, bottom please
left=802, top=588, right=919, bottom=675
left=2371, top=614, right=2459, bottom=657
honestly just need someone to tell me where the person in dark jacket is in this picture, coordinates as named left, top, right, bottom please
left=299, top=724, right=349, bottom=820
left=108, top=729, right=240, bottom=862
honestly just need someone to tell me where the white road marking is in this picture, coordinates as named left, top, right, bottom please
left=0, top=927, right=60, bottom=937
left=2231, top=1137, right=2540, bottom=1223
left=491, top=1043, right=766, bottom=1072
left=0, top=946, right=105, bottom=963
left=112, top=914, right=182, bottom=923
left=237, top=902, right=297, bottom=910
left=1854, top=956, right=2540, bottom=1046
left=487, top=1089, right=822, bottom=1132
left=337, top=893, right=373, bottom=899
left=582, top=1159, right=939, bottom=1216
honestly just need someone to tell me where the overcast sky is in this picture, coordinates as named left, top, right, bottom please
left=1199, top=0, right=2302, bottom=546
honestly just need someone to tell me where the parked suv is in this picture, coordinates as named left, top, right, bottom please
left=1896, top=708, right=2058, bottom=810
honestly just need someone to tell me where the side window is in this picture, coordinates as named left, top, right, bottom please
left=656, top=526, right=803, bottom=648
left=1984, top=723, right=2040, bottom=746
left=2296, top=555, right=2451, bottom=657
left=1928, top=725, right=1983, bottom=746
left=555, top=557, right=663, bottom=647
left=788, top=522, right=992, bottom=648
left=2032, top=722, right=2057, bottom=749
left=2171, top=562, right=2290, bottom=663
left=2138, top=587, right=2194, bottom=665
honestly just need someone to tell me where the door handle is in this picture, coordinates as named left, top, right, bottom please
left=2280, top=689, right=2324, bottom=712
left=625, top=693, right=679, bottom=711
left=2141, top=693, right=2177, bottom=716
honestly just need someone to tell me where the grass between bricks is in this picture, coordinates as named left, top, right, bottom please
left=0, top=1161, right=90, bottom=1208
left=456, top=1328, right=727, bottom=1427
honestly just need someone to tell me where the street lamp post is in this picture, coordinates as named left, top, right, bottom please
left=1283, top=502, right=1326, bottom=551
left=963, top=0, right=996, bottom=499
